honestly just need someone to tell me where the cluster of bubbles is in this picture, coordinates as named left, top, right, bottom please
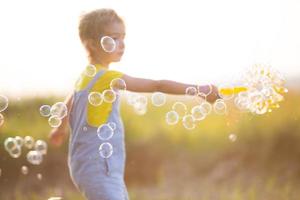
left=0, top=94, right=9, bottom=127
left=88, top=77, right=127, bottom=107
left=219, top=64, right=288, bottom=115
left=97, top=122, right=117, bottom=159
left=126, top=93, right=148, bottom=115
left=40, top=102, right=68, bottom=128
left=126, top=92, right=167, bottom=115
left=165, top=85, right=226, bottom=130
left=4, top=136, right=47, bottom=165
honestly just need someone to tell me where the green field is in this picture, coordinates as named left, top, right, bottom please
left=0, top=90, right=300, bottom=200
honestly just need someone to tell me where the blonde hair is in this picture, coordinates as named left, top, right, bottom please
left=79, top=8, right=124, bottom=43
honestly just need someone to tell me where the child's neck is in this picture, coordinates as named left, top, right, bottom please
left=89, top=57, right=110, bottom=69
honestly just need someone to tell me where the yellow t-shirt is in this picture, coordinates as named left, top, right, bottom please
left=75, top=64, right=124, bottom=127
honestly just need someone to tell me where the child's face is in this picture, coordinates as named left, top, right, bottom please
left=99, top=22, right=126, bottom=63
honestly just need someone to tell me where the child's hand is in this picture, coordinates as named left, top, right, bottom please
left=199, top=84, right=220, bottom=103
left=49, top=128, right=65, bottom=147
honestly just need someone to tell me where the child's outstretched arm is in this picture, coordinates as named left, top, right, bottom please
left=48, top=92, right=74, bottom=146
left=122, top=75, right=219, bottom=103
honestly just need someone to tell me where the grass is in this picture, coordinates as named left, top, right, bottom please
left=0, top=90, right=300, bottom=200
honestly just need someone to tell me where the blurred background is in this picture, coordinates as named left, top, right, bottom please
left=0, top=0, right=300, bottom=199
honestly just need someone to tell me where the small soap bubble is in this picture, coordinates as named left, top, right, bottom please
left=97, top=124, right=114, bottom=140
left=50, top=102, right=68, bottom=119
left=107, top=122, right=116, bottom=130
left=39, top=105, right=51, bottom=117
left=27, top=150, right=43, bottom=165
left=199, top=102, right=212, bottom=115
left=48, top=116, right=62, bottom=128
left=100, top=36, right=116, bottom=53
left=9, top=146, right=22, bottom=158
left=24, top=136, right=35, bottom=149
left=133, top=103, right=147, bottom=115
left=213, top=99, right=227, bottom=115
left=110, top=78, right=126, bottom=92
left=197, top=84, right=213, bottom=97
left=191, top=105, right=206, bottom=121
left=99, top=142, right=113, bottom=158
left=83, top=126, right=88, bottom=132
left=151, top=92, right=166, bottom=107
left=84, top=64, right=97, bottom=77
left=172, top=102, right=187, bottom=117
left=0, top=95, right=9, bottom=112
left=34, top=140, right=48, bottom=155
left=102, top=89, right=117, bottom=103
left=229, top=134, right=237, bottom=142
left=15, top=136, right=24, bottom=147
left=185, top=87, right=198, bottom=96
left=88, top=92, right=103, bottom=106
left=166, top=110, right=179, bottom=125
left=126, top=92, right=139, bottom=106
left=37, top=173, right=43, bottom=180
left=135, top=95, right=148, bottom=106
left=21, top=165, right=29, bottom=175
left=182, top=114, right=196, bottom=130
left=4, top=137, right=18, bottom=152
left=0, top=113, right=4, bottom=127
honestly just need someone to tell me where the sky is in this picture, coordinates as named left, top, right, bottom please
left=0, top=0, right=299, bottom=97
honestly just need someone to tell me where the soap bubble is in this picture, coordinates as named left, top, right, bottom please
left=133, top=103, right=147, bottom=115
left=84, top=64, right=96, bottom=77
left=100, top=36, right=116, bottom=53
left=110, top=78, right=126, bottom=92
left=21, top=166, right=29, bottom=175
left=133, top=95, right=148, bottom=115
left=191, top=105, right=206, bottom=121
left=88, top=92, right=103, bottom=106
left=126, top=92, right=139, bottom=106
left=172, top=102, right=187, bottom=118
left=199, top=102, right=212, bottom=115
left=182, top=114, right=196, bottom=130
left=97, top=124, right=114, bottom=140
left=0, top=95, right=9, bottom=112
left=15, top=136, right=24, bottom=147
left=107, top=122, right=116, bottom=130
left=24, top=136, right=35, bottom=149
left=34, top=140, right=48, bottom=155
left=99, top=142, right=113, bottom=158
left=166, top=111, right=179, bottom=125
left=229, top=134, right=237, bottom=142
left=4, top=137, right=18, bottom=152
left=197, top=84, right=212, bottom=97
left=151, top=92, right=166, bottom=107
left=185, top=87, right=198, bottom=96
left=37, top=173, right=43, bottom=180
left=50, top=102, right=68, bottom=119
left=213, top=99, right=227, bottom=115
left=48, top=116, right=62, bottom=128
left=39, top=105, right=51, bottom=117
left=102, top=89, right=117, bottom=103
left=27, top=150, right=43, bottom=165
left=8, top=146, right=22, bottom=158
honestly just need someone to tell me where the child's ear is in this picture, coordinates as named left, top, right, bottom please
left=85, top=39, right=99, bottom=53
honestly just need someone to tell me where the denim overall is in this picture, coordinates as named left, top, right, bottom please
left=68, top=70, right=129, bottom=200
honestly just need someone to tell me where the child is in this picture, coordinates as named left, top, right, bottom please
left=49, top=8, right=219, bottom=200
